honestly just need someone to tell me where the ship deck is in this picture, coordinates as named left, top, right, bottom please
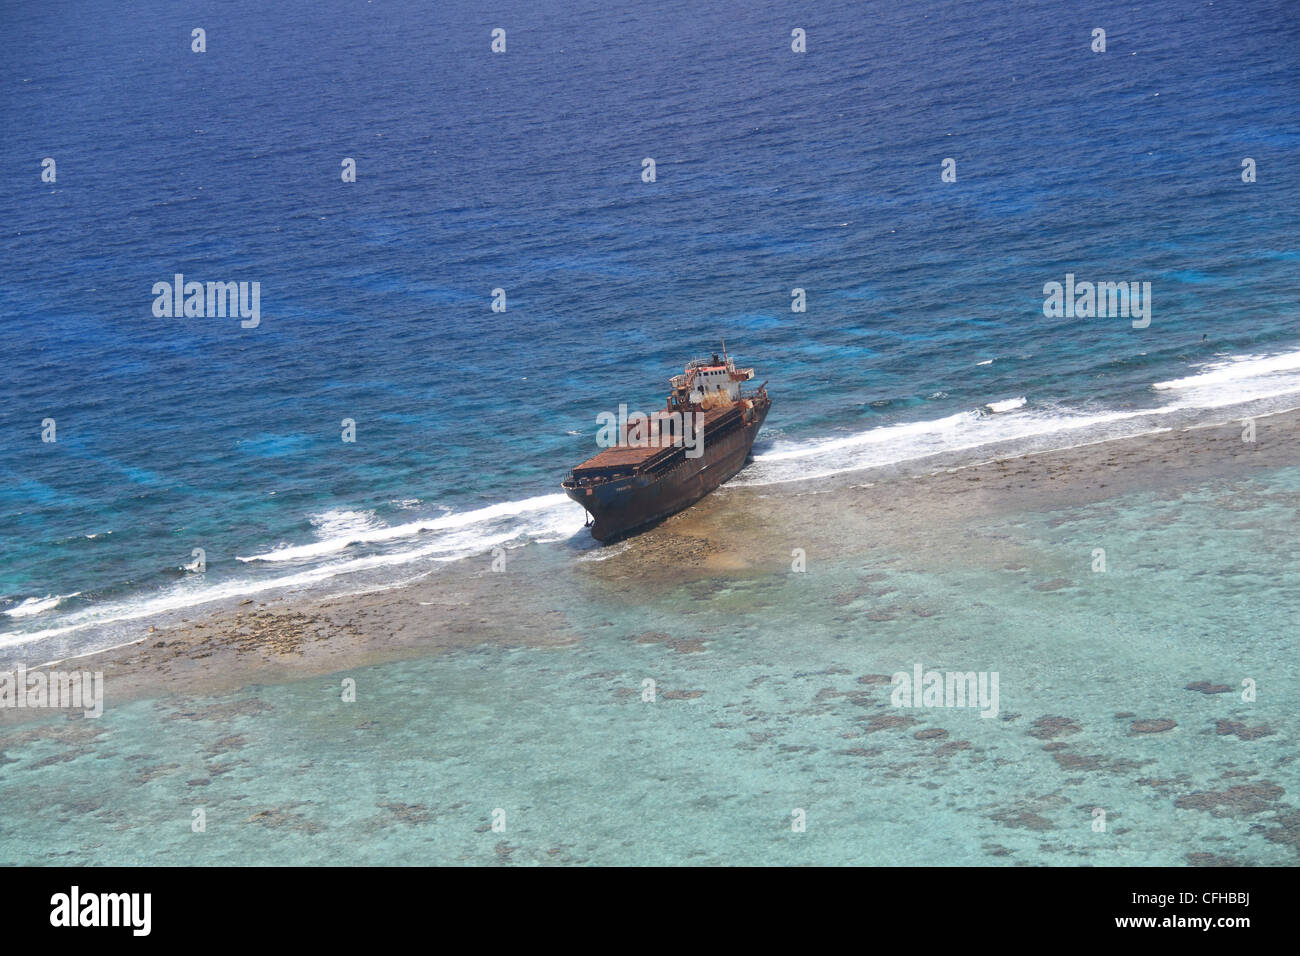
left=569, top=404, right=745, bottom=477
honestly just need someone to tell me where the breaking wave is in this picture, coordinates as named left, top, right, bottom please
left=3, top=593, right=81, bottom=619
left=739, top=348, right=1300, bottom=486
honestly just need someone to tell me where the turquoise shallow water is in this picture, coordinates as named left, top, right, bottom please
left=2, top=465, right=1295, bottom=865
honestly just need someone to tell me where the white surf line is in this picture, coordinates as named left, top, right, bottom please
left=26, top=566, right=445, bottom=670
left=13, top=379, right=1300, bottom=663
left=0, top=528, right=528, bottom=652
left=754, top=397, right=1300, bottom=490
left=236, top=493, right=571, bottom=564
left=36, top=634, right=152, bottom=671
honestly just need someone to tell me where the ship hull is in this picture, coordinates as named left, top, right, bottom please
left=564, top=402, right=769, bottom=542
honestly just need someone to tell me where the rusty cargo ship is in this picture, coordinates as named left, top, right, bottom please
left=563, top=351, right=770, bottom=542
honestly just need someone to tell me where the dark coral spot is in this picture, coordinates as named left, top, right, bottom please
left=1174, top=783, right=1283, bottom=817
left=935, top=740, right=973, bottom=757
left=1185, top=681, right=1232, bottom=695
left=835, top=747, right=878, bottom=757
left=1029, top=716, right=1082, bottom=739
left=1033, top=578, right=1072, bottom=592
left=1215, top=719, right=1275, bottom=741
left=862, top=714, right=919, bottom=733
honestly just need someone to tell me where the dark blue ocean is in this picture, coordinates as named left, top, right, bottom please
left=3, top=0, right=1299, bottom=656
